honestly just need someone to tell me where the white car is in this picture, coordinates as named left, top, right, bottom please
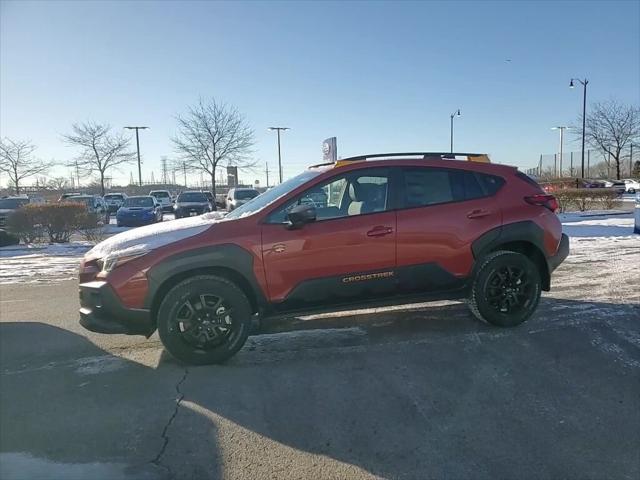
left=149, top=190, right=173, bottom=212
left=103, top=192, right=128, bottom=213
left=623, top=179, right=640, bottom=194
left=226, top=188, right=259, bottom=211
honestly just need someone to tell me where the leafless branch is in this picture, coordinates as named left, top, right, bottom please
left=62, top=121, right=136, bottom=195
left=0, top=138, right=49, bottom=194
left=172, top=98, right=255, bottom=194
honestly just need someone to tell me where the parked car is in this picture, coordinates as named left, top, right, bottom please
left=603, top=180, right=626, bottom=194
left=0, top=195, right=42, bottom=227
left=58, top=192, right=81, bottom=202
left=149, top=190, right=173, bottom=212
left=79, top=152, right=569, bottom=365
left=116, top=196, right=163, bottom=227
left=173, top=191, right=212, bottom=218
left=623, top=178, right=640, bottom=194
left=202, top=191, right=216, bottom=211
left=103, top=193, right=128, bottom=213
left=65, top=195, right=107, bottom=217
left=226, top=187, right=259, bottom=211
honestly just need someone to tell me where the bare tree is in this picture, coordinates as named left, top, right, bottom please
left=47, top=176, right=70, bottom=191
left=0, top=138, right=49, bottom=194
left=172, top=98, right=255, bottom=196
left=63, top=122, right=135, bottom=196
left=575, top=100, right=640, bottom=180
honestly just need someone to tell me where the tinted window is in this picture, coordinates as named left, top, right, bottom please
left=177, top=192, right=207, bottom=202
left=478, top=173, right=505, bottom=195
left=401, top=168, right=498, bottom=208
left=0, top=198, right=28, bottom=209
left=267, top=169, right=389, bottom=223
left=234, top=189, right=259, bottom=200
left=123, top=197, right=154, bottom=207
left=150, top=191, right=170, bottom=198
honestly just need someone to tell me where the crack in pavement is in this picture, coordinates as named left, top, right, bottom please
left=152, top=367, right=189, bottom=477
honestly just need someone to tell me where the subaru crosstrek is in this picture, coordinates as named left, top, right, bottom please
left=79, top=152, right=569, bottom=365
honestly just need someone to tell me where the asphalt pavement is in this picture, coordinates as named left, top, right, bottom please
left=1, top=257, right=639, bottom=479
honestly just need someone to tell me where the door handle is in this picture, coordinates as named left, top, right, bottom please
left=466, top=209, right=492, bottom=219
left=367, top=226, right=394, bottom=237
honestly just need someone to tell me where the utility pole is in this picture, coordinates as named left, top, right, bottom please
left=268, top=127, right=290, bottom=183
left=552, top=126, right=569, bottom=177
left=630, top=143, right=634, bottom=176
left=124, top=126, right=149, bottom=186
left=161, top=157, right=168, bottom=184
left=182, top=161, right=187, bottom=187
left=265, top=162, right=270, bottom=187
left=569, top=78, right=589, bottom=178
left=75, top=160, right=80, bottom=188
left=450, top=109, right=461, bottom=153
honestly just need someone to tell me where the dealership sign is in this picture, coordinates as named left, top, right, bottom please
left=322, top=137, right=337, bottom=162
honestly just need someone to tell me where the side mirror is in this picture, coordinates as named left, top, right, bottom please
left=286, top=203, right=316, bottom=229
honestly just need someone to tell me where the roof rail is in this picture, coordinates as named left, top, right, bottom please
left=339, top=152, right=488, bottom=162
left=308, top=152, right=490, bottom=169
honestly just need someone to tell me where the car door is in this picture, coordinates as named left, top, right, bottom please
left=395, top=167, right=503, bottom=293
left=261, top=167, right=397, bottom=310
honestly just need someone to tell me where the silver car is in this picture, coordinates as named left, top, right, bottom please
left=226, top=188, right=259, bottom=211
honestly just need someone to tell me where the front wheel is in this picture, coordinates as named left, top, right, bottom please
left=468, top=251, right=541, bottom=327
left=157, top=275, right=252, bottom=365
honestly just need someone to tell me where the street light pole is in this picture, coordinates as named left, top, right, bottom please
left=268, top=127, right=289, bottom=183
left=124, top=126, right=149, bottom=186
left=450, top=109, right=461, bottom=153
left=569, top=78, right=589, bottom=178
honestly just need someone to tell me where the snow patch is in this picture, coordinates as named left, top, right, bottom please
left=87, top=211, right=226, bottom=260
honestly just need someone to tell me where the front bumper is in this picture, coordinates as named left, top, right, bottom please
left=79, top=281, right=153, bottom=336
left=117, top=214, right=156, bottom=226
left=548, top=233, right=569, bottom=273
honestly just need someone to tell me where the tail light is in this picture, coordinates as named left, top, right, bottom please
left=525, top=194, right=559, bottom=213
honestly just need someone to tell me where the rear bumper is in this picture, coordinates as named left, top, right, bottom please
left=548, top=233, right=569, bottom=273
left=79, top=281, right=153, bottom=336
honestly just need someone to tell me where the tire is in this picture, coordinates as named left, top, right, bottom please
left=629, top=188, right=636, bottom=194
left=157, top=275, right=252, bottom=365
left=468, top=250, right=541, bottom=327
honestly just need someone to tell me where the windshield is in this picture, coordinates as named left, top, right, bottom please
left=235, top=189, right=259, bottom=200
left=150, top=191, right=170, bottom=198
left=0, top=198, right=28, bottom=209
left=226, top=170, right=321, bottom=219
left=104, top=194, right=124, bottom=200
left=123, top=197, right=154, bottom=208
left=178, top=192, right=207, bottom=203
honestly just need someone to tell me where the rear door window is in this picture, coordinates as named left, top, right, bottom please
left=400, top=168, right=502, bottom=208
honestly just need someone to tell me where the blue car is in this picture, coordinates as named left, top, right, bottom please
left=116, top=196, right=163, bottom=227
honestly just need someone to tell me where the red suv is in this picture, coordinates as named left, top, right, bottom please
left=79, top=153, right=569, bottom=365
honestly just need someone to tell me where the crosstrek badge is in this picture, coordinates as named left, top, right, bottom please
left=342, top=271, right=395, bottom=283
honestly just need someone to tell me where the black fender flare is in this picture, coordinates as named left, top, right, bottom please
left=144, top=244, right=268, bottom=316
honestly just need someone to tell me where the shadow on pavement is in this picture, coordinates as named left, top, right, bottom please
left=1, top=296, right=639, bottom=479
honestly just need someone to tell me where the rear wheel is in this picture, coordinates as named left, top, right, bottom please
left=157, top=275, right=252, bottom=365
left=468, top=251, right=541, bottom=327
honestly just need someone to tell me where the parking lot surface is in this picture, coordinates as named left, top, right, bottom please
left=1, top=216, right=639, bottom=480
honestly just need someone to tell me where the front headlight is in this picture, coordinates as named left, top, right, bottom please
left=102, top=250, right=149, bottom=273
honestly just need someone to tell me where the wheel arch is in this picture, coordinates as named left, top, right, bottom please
left=472, top=222, right=551, bottom=291
left=145, top=244, right=267, bottom=326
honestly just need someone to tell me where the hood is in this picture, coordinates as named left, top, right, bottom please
left=86, top=211, right=226, bottom=260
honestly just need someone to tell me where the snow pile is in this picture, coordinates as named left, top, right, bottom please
left=560, top=213, right=635, bottom=238
left=86, top=211, right=226, bottom=260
